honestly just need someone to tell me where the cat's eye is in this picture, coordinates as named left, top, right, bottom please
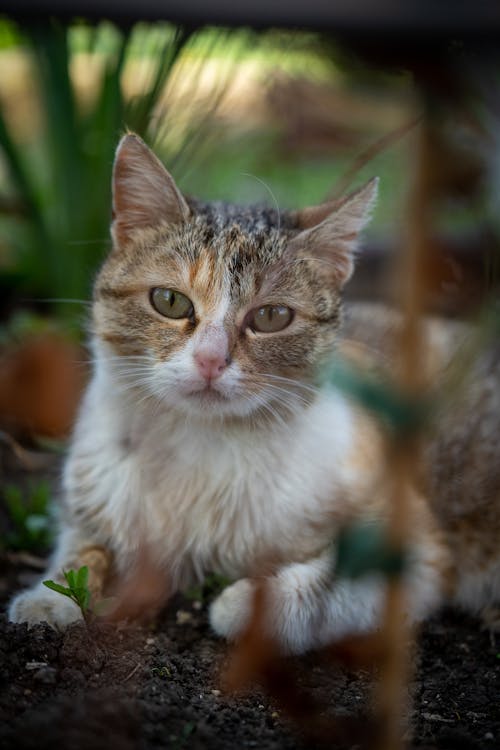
left=248, top=305, right=294, bottom=333
left=150, top=288, right=194, bottom=320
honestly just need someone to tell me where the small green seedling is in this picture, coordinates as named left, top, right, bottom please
left=43, top=566, right=91, bottom=622
left=151, top=665, right=172, bottom=679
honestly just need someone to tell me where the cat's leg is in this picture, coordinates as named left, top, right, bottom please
left=210, top=552, right=384, bottom=654
left=210, top=539, right=449, bottom=655
left=9, top=386, right=134, bottom=628
left=8, top=521, right=112, bottom=628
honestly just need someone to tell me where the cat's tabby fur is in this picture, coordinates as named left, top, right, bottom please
left=8, top=134, right=500, bottom=652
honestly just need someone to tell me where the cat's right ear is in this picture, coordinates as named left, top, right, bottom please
left=111, top=133, right=191, bottom=248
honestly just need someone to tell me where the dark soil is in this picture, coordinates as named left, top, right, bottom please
left=0, top=552, right=499, bottom=750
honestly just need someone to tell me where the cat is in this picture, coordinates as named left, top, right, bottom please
left=8, top=134, right=500, bottom=652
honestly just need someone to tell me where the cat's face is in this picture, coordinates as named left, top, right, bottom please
left=93, top=134, right=377, bottom=421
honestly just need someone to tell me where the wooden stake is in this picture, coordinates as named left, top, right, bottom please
left=375, top=111, right=433, bottom=750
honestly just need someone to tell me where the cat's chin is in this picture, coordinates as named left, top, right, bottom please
left=173, top=386, right=263, bottom=421
left=187, top=387, right=230, bottom=406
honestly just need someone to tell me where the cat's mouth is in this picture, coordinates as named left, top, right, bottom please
left=177, top=380, right=262, bottom=418
left=178, top=377, right=259, bottom=417
left=186, top=384, right=230, bottom=403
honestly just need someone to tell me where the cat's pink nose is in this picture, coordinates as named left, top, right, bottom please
left=194, top=351, right=229, bottom=381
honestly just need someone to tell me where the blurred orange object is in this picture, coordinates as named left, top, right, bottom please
left=0, top=334, right=87, bottom=438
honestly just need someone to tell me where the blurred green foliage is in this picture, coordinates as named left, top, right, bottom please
left=0, top=20, right=191, bottom=322
left=2, top=480, right=52, bottom=551
left=0, top=308, right=80, bottom=344
left=184, top=572, right=230, bottom=604
left=335, top=521, right=408, bottom=580
left=326, top=358, right=430, bottom=436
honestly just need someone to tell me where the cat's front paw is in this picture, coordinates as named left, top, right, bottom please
left=209, top=578, right=255, bottom=640
left=8, top=585, right=82, bottom=628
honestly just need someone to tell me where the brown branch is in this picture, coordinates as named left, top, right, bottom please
left=329, top=116, right=421, bottom=200
left=374, top=113, right=434, bottom=750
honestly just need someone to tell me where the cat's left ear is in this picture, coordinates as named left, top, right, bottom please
left=289, top=178, right=378, bottom=287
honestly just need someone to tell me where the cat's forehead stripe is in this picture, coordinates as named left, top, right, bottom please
left=187, top=197, right=299, bottom=235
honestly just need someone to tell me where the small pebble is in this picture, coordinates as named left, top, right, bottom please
left=176, top=610, right=193, bottom=625
left=25, top=661, right=48, bottom=671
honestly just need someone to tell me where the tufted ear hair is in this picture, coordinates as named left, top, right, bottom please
left=111, top=133, right=191, bottom=248
left=288, top=178, right=378, bottom=287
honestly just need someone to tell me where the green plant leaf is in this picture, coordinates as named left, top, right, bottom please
left=2, top=481, right=52, bottom=552
left=4, top=485, right=26, bottom=526
left=184, top=572, right=230, bottom=603
left=43, top=580, right=73, bottom=597
left=46, top=566, right=91, bottom=615
left=24, top=514, right=50, bottom=535
left=64, top=569, right=77, bottom=589
left=73, top=586, right=90, bottom=612
left=335, top=522, right=408, bottom=580
left=76, top=565, right=89, bottom=590
left=30, top=482, right=50, bottom=515
left=326, top=359, right=429, bottom=436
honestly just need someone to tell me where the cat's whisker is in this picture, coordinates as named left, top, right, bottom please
left=114, top=376, right=155, bottom=390
left=240, top=172, right=282, bottom=239
left=67, top=238, right=110, bottom=246
left=257, top=386, right=311, bottom=415
left=99, top=353, right=152, bottom=360
left=111, top=370, right=156, bottom=384
left=112, top=369, right=155, bottom=378
left=30, top=297, right=93, bottom=307
left=258, top=378, right=313, bottom=400
left=113, top=383, right=155, bottom=401
left=112, top=374, right=154, bottom=387
left=238, top=387, right=295, bottom=431
left=96, top=354, right=153, bottom=363
left=260, top=391, right=310, bottom=424
left=258, top=399, right=291, bottom=431
left=249, top=372, right=320, bottom=397
left=88, top=356, right=154, bottom=369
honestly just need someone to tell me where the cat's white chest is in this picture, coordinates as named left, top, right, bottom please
left=132, top=393, right=355, bottom=583
left=67, top=371, right=358, bottom=588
